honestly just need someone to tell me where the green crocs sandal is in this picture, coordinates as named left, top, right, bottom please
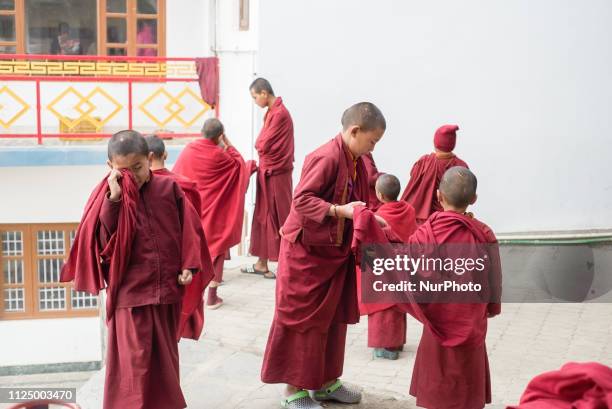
left=373, top=347, right=399, bottom=360
left=313, top=379, right=362, bottom=404
left=280, top=390, right=323, bottom=409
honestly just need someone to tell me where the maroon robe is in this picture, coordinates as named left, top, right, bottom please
left=152, top=168, right=214, bottom=341
left=362, top=153, right=383, bottom=211
left=62, top=171, right=206, bottom=409
left=400, top=152, right=468, bottom=224
left=173, top=139, right=255, bottom=284
left=508, top=362, right=612, bottom=409
left=406, top=211, right=501, bottom=409
left=260, top=134, right=368, bottom=390
left=352, top=209, right=501, bottom=409
left=249, top=97, right=294, bottom=261
left=366, top=201, right=417, bottom=348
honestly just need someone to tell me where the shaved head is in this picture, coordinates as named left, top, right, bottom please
left=144, top=134, right=165, bottom=159
left=201, top=118, right=224, bottom=140
left=376, top=174, right=401, bottom=201
left=439, top=166, right=477, bottom=208
left=107, top=129, right=148, bottom=160
left=341, top=102, right=386, bottom=132
left=249, top=77, right=274, bottom=95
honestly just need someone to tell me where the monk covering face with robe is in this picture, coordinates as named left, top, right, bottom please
left=367, top=174, right=417, bottom=360
left=173, top=118, right=255, bottom=310
left=242, top=77, right=294, bottom=278
left=400, top=124, right=469, bottom=224
left=60, top=130, right=207, bottom=409
left=260, top=102, right=386, bottom=409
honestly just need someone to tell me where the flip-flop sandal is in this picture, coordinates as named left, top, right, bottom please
left=240, top=264, right=267, bottom=275
left=313, top=379, right=362, bottom=404
left=280, top=390, right=323, bottom=409
left=263, top=271, right=276, bottom=279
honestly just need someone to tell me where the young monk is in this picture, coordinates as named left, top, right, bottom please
left=61, top=130, right=207, bottom=409
left=260, top=102, right=386, bottom=409
left=406, top=166, right=501, bottom=409
left=145, top=134, right=214, bottom=338
left=173, top=118, right=255, bottom=309
left=242, top=78, right=294, bottom=278
left=366, top=174, right=416, bottom=360
left=401, top=124, right=468, bottom=224
left=362, top=153, right=384, bottom=211
left=352, top=166, right=501, bottom=409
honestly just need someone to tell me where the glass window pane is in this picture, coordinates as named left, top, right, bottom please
left=137, top=47, right=157, bottom=56
left=71, top=289, right=98, bottom=309
left=2, top=230, right=23, bottom=256
left=37, top=230, right=65, bottom=255
left=107, top=47, right=126, bottom=56
left=136, top=19, right=156, bottom=44
left=25, top=0, right=97, bottom=55
left=0, top=0, right=14, bottom=11
left=3, top=259, right=24, bottom=284
left=4, top=288, right=25, bottom=312
left=106, top=0, right=126, bottom=13
left=0, top=44, right=16, bottom=53
left=0, top=15, right=15, bottom=42
left=38, top=287, right=66, bottom=311
left=107, top=18, right=127, bottom=43
left=137, top=0, right=157, bottom=14
left=38, top=258, right=63, bottom=283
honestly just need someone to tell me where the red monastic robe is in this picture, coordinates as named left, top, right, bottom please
left=400, top=152, right=468, bottom=224
left=249, top=97, right=294, bottom=261
left=260, top=134, right=368, bottom=390
left=365, top=201, right=416, bottom=348
left=508, top=362, right=612, bottom=409
left=352, top=209, right=501, bottom=409
left=362, top=153, right=383, bottom=211
left=152, top=168, right=214, bottom=340
left=61, top=171, right=207, bottom=409
left=173, top=139, right=255, bottom=281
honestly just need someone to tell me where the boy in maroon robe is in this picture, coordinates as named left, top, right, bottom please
left=61, top=130, right=206, bottom=409
left=173, top=118, right=255, bottom=309
left=241, top=78, right=294, bottom=279
left=260, top=102, right=386, bottom=409
left=406, top=166, right=501, bottom=409
left=367, top=174, right=416, bottom=360
left=401, top=125, right=468, bottom=224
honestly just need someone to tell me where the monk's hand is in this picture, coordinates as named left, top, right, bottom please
left=107, top=169, right=122, bottom=201
left=337, top=201, right=366, bottom=219
left=375, top=215, right=388, bottom=227
left=178, top=269, right=193, bottom=285
left=221, top=134, right=233, bottom=148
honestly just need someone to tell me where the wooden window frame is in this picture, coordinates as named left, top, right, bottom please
left=0, top=0, right=25, bottom=53
left=0, top=223, right=99, bottom=320
left=98, top=0, right=166, bottom=57
left=0, top=0, right=165, bottom=56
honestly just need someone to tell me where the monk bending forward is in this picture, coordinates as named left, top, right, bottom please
left=261, top=102, right=386, bottom=409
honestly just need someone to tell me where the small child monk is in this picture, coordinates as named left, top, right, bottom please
left=366, top=174, right=417, bottom=360
left=400, top=125, right=468, bottom=224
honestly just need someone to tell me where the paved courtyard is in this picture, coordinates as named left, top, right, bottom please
left=2, top=256, right=611, bottom=408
